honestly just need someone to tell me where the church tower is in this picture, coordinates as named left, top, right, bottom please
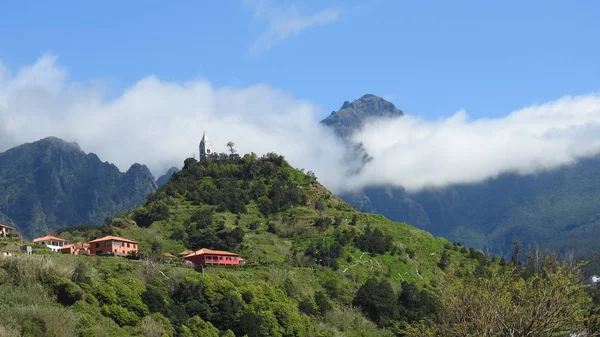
left=199, top=132, right=212, bottom=160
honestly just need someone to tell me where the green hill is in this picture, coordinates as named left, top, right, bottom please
left=0, top=151, right=593, bottom=336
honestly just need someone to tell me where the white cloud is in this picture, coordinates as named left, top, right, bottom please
left=244, top=0, right=341, bottom=54
left=2, top=55, right=600, bottom=195
left=349, top=95, right=600, bottom=191
left=0, top=55, right=349, bottom=191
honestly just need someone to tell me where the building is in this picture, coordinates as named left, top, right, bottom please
left=89, top=235, right=138, bottom=256
left=60, top=242, right=90, bottom=255
left=178, top=249, right=194, bottom=258
left=199, top=131, right=212, bottom=160
left=33, top=235, right=70, bottom=252
left=183, top=248, right=243, bottom=266
left=0, top=224, right=13, bottom=237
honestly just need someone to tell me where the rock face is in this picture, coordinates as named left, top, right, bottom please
left=0, top=137, right=157, bottom=239
left=323, top=95, right=600, bottom=256
left=156, top=167, right=180, bottom=188
left=321, top=94, right=404, bottom=139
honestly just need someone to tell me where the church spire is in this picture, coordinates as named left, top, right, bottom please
left=199, top=131, right=212, bottom=160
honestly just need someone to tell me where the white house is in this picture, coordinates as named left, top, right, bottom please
left=0, top=223, right=13, bottom=237
left=33, top=235, right=70, bottom=252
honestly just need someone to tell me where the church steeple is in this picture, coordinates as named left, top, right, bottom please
left=199, top=131, right=212, bottom=160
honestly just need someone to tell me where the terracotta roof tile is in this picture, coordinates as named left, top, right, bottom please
left=88, top=235, right=137, bottom=244
left=33, top=235, right=68, bottom=243
left=178, top=250, right=194, bottom=257
left=184, top=248, right=239, bottom=257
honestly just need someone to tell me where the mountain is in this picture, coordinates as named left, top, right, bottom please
left=321, top=94, right=404, bottom=139
left=0, top=137, right=157, bottom=239
left=324, top=95, right=600, bottom=256
left=156, top=166, right=179, bottom=188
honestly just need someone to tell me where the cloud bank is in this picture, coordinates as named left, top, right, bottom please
left=2, top=55, right=600, bottom=194
left=244, top=0, right=341, bottom=54
left=352, top=96, right=600, bottom=191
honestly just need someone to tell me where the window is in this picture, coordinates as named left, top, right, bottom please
left=219, top=256, right=223, bottom=260
left=234, top=257, right=237, bottom=261
left=127, top=243, right=130, bottom=248
left=105, top=242, right=110, bottom=247
left=96, top=243, right=99, bottom=248
left=114, top=249, right=117, bottom=253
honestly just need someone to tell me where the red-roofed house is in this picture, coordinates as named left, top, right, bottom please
left=0, top=224, right=13, bottom=237
left=89, top=236, right=138, bottom=256
left=60, top=242, right=90, bottom=255
left=184, top=248, right=243, bottom=266
left=33, top=235, right=70, bottom=252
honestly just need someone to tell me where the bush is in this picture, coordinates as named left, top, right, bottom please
left=355, top=225, right=393, bottom=256
left=101, top=304, right=139, bottom=326
left=298, top=298, right=319, bottom=316
left=43, top=274, right=85, bottom=305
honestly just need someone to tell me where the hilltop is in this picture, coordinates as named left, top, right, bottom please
left=0, top=137, right=157, bottom=239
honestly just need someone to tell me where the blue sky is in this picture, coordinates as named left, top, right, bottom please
left=2, top=1, right=600, bottom=190
left=1, top=1, right=599, bottom=120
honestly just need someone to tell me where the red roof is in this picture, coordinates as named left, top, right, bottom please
left=33, top=235, right=68, bottom=243
left=185, top=248, right=239, bottom=257
left=178, top=249, right=194, bottom=257
left=0, top=223, right=13, bottom=230
left=62, top=242, right=89, bottom=250
left=89, top=235, right=137, bottom=244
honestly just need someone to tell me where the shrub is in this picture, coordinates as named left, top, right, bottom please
left=355, top=225, right=393, bottom=256
left=43, top=274, right=85, bottom=305
left=140, top=313, right=174, bottom=337
left=298, top=298, right=319, bottom=316
left=101, top=304, right=139, bottom=326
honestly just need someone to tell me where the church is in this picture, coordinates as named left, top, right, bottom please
left=199, top=131, right=212, bottom=160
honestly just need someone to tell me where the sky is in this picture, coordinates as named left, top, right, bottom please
left=1, top=1, right=600, bottom=192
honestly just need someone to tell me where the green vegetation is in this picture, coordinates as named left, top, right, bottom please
left=346, top=156, right=600, bottom=257
left=1, top=151, right=596, bottom=336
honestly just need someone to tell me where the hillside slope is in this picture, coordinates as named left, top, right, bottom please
left=48, top=151, right=498, bottom=336
left=0, top=137, right=157, bottom=239
left=1, top=151, right=592, bottom=337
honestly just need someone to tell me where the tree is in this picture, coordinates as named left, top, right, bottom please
left=353, top=278, right=398, bottom=326
left=423, top=262, right=593, bottom=337
left=511, top=237, right=522, bottom=266
left=438, top=251, right=451, bottom=270
left=226, top=141, right=237, bottom=155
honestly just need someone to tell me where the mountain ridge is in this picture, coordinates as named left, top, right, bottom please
left=0, top=136, right=157, bottom=239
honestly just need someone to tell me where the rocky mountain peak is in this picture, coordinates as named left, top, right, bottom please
left=321, top=94, right=403, bottom=139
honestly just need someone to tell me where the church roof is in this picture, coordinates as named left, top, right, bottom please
left=200, top=132, right=210, bottom=143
